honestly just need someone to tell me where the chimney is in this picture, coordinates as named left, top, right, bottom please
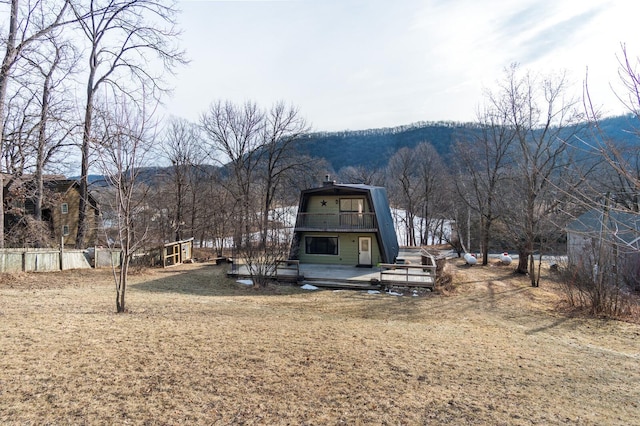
left=322, top=174, right=335, bottom=187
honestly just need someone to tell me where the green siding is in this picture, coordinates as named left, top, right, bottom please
left=305, top=195, right=370, bottom=215
left=298, top=232, right=381, bottom=265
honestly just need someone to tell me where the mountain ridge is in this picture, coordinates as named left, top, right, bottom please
left=75, top=114, right=639, bottom=182
left=297, top=114, right=640, bottom=172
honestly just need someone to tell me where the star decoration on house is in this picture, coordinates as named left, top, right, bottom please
left=321, top=200, right=327, bottom=206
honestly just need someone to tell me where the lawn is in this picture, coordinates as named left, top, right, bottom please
left=1, top=261, right=639, bottom=425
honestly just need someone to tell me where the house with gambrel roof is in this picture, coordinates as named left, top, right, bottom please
left=3, top=175, right=100, bottom=247
left=289, top=177, right=399, bottom=266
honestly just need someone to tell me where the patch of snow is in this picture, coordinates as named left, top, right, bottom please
left=387, top=290, right=403, bottom=296
left=301, top=284, right=319, bottom=290
left=367, top=290, right=381, bottom=294
left=236, top=279, right=253, bottom=286
left=210, top=205, right=453, bottom=251
left=391, top=207, right=452, bottom=246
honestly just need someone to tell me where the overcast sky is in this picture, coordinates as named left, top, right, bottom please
left=168, top=0, right=640, bottom=132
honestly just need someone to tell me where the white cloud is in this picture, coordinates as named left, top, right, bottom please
left=169, top=0, right=640, bottom=130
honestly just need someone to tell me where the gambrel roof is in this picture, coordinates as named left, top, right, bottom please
left=299, top=182, right=399, bottom=263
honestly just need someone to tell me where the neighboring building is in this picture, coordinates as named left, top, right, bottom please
left=289, top=177, right=399, bottom=266
left=4, top=176, right=100, bottom=247
left=566, top=208, right=640, bottom=290
left=47, top=179, right=100, bottom=247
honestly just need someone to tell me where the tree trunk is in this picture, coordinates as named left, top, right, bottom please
left=35, top=62, right=52, bottom=224
left=190, top=185, right=197, bottom=241
left=116, top=257, right=128, bottom=313
left=76, top=45, right=98, bottom=249
left=467, top=207, right=471, bottom=254
left=529, top=251, right=538, bottom=287
left=0, top=0, right=20, bottom=249
left=516, top=247, right=529, bottom=275
left=76, top=100, right=93, bottom=248
left=405, top=209, right=415, bottom=246
left=261, top=175, right=274, bottom=248
left=120, top=260, right=128, bottom=312
left=480, top=218, right=490, bottom=265
left=174, top=177, right=183, bottom=241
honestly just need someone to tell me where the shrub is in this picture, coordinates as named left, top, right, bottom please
left=435, top=261, right=456, bottom=294
left=559, top=259, right=639, bottom=319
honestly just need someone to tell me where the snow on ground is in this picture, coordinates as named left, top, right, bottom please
left=197, top=205, right=452, bottom=250
left=391, top=208, right=452, bottom=246
left=367, top=289, right=404, bottom=296
left=300, top=284, right=319, bottom=290
left=236, top=279, right=253, bottom=286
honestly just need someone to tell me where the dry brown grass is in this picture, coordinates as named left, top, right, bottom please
left=1, top=260, right=639, bottom=425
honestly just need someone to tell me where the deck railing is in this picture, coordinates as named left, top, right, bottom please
left=378, top=263, right=436, bottom=289
left=275, top=259, right=301, bottom=283
left=294, top=212, right=378, bottom=230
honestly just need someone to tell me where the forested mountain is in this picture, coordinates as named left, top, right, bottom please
left=297, top=121, right=477, bottom=171
left=82, top=114, right=639, bottom=186
left=294, top=115, right=640, bottom=173
left=594, top=114, right=640, bottom=145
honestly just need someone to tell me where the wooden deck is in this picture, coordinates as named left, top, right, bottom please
left=229, top=249, right=440, bottom=292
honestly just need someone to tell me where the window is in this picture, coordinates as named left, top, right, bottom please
left=339, top=198, right=366, bottom=227
left=305, top=236, right=338, bottom=255
left=62, top=225, right=70, bottom=236
left=61, top=203, right=68, bottom=214
left=339, top=198, right=364, bottom=213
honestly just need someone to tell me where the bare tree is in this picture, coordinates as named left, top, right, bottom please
left=337, top=165, right=384, bottom=186
left=2, top=85, right=36, bottom=175
left=0, top=0, right=70, bottom=247
left=70, top=0, right=186, bottom=249
left=21, top=33, right=78, bottom=223
left=385, top=142, right=452, bottom=248
left=387, top=147, right=419, bottom=246
left=453, top=108, right=516, bottom=264
left=95, top=96, right=154, bottom=313
left=491, top=64, right=584, bottom=286
left=583, top=45, right=640, bottom=210
left=198, top=169, right=236, bottom=255
left=281, top=155, right=332, bottom=201
left=561, top=44, right=640, bottom=314
left=257, top=102, right=310, bottom=246
left=200, top=100, right=311, bottom=286
left=0, top=33, right=77, bottom=247
left=161, top=117, right=201, bottom=242
left=200, top=100, right=265, bottom=250
left=413, top=142, right=450, bottom=246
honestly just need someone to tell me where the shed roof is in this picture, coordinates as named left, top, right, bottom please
left=567, top=208, right=640, bottom=246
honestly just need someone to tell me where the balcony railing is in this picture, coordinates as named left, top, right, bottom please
left=294, top=212, right=378, bottom=231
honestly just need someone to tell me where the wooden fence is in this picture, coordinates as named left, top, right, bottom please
left=0, top=247, right=121, bottom=273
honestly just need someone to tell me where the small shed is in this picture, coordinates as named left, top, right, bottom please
left=163, top=238, right=194, bottom=267
left=566, top=208, right=640, bottom=289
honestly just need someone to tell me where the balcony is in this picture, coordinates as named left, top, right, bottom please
left=294, top=212, right=378, bottom=232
